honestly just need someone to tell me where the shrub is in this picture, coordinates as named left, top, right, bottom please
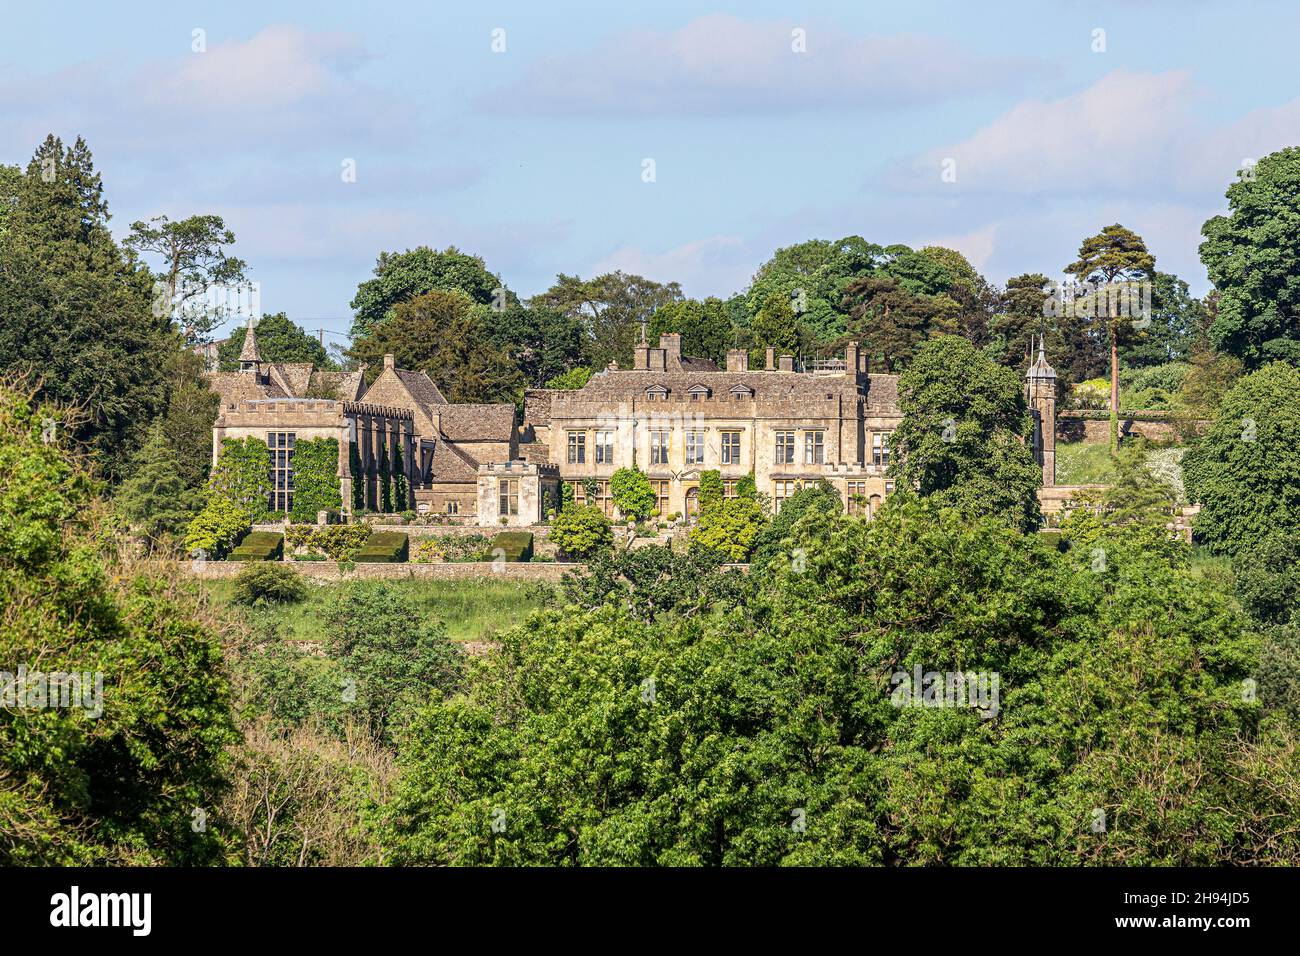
left=284, top=524, right=371, bottom=560
left=289, top=438, right=342, bottom=523
left=411, top=533, right=494, bottom=562
left=355, top=531, right=409, bottom=563
left=610, top=467, right=656, bottom=521
left=412, top=539, right=444, bottom=563
left=690, top=496, right=768, bottom=562
left=232, top=563, right=307, bottom=605
left=549, top=504, right=613, bottom=559
left=490, top=531, right=534, bottom=562
left=184, top=498, right=251, bottom=560
left=228, top=530, right=285, bottom=562
left=735, top=474, right=757, bottom=499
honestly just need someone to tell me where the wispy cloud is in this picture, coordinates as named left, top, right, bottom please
left=479, top=13, right=1049, bottom=118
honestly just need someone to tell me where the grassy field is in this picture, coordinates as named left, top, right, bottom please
left=203, top=576, right=555, bottom=643
left=1055, top=442, right=1118, bottom=485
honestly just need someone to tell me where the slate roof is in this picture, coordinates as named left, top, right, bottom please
left=437, top=404, right=516, bottom=441
left=427, top=439, right=480, bottom=482
left=394, top=369, right=447, bottom=408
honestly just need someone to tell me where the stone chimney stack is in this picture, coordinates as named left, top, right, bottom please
left=634, top=341, right=650, bottom=370
left=765, top=347, right=776, bottom=370
left=383, top=353, right=395, bottom=371
left=726, top=348, right=748, bottom=372
left=845, top=341, right=861, bottom=374
left=659, top=333, right=682, bottom=371
left=778, top=354, right=794, bottom=372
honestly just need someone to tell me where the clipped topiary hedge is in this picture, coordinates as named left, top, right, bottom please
left=227, top=531, right=284, bottom=562
left=490, top=530, right=534, bottom=562
left=355, top=531, right=409, bottom=563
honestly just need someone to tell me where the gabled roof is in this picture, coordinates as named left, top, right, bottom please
left=274, top=363, right=315, bottom=396
left=394, top=369, right=447, bottom=407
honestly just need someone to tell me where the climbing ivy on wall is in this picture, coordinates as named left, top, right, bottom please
left=289, top=438, right=342, bottom=522
left=207, top=437, right=271, bottom=522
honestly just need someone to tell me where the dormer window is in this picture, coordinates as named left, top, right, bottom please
left=645, top=385, right=669, bottom=402
left=729, top=384, right=754, bottom=400
left=687, top=384, right=711, bottom=401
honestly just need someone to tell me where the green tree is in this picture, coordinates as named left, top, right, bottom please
left=648, top=298, right=735, bottom=365
left=1064, top=224, right=1156, bottom=452
left=1120, top=272, right=1203, bottom=368
left=532, top=271, right=682, bottom=370
left=0, top=384, right=235, bottom=864
left=1200, top=147, right=1300, bottom=368
left=1182, top=362, right=1300, bottom=555
left=749, top=479, right=843, bottom=572
left=481, top=303, right=585, bottom=388
left=156, top=349, right=221, bottom=490
left=348, top=291, right=521, bottom=404
left=889, top=335, right=1042, bottom=531
left=562, top=545, right=750, bottom=623
left=377, top=499, right=1286, bottom=866
left=0, top=135, right=173, bottom=482
left=124, top=213, right=247, bottom=343
left=115, top=423, right=204, bottom=552
left=746, top=236, right=886, bottom=342
left=749, top=291, right=807, bottom=364
left=840, top=275, right=958, bottom=372
left=544, top=366, right=593, bottom=390
left=610, top=467, right=655, bottom=521
left=323, top=581, right=464, bottom=744
left=547, top=503, right=613, bottom=559
left=350, top=245, right=503, bottom=338
left=689, top=496, right=768, bottom=562
left=217, top=313, right=331, bottom=371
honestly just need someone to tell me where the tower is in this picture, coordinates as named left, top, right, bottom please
left=1025, top=336, right=1056, bottom=486
left=238, top=316, right=263, bottom=376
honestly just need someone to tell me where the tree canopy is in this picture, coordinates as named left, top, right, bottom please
left=1200, top=147, right=1300, bottom=368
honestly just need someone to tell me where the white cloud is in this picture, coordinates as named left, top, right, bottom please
left=588, top=236, right=753, bottom=298
left=480, top=13, right=1047, bottom=117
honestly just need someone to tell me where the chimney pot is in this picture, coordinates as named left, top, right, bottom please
left=765, top=347, right=776, bottom=370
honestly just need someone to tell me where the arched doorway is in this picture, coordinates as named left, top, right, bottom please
left=685, top=487, right=700, bottom=519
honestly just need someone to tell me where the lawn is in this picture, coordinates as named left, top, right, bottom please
left=1055, top=442, right=1118, bottom=485
left=203, top=575, right=555, bottom=643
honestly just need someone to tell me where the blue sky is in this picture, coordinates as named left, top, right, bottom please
left=4, top=0, right=1298, bottom=343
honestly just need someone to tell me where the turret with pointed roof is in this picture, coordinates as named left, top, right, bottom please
left=238, top=316, right=263, bottom=372
left=1025, top=335, right=1056, bottom=486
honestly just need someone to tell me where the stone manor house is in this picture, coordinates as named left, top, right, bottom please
left=207, top=322, right=1058, bottom=527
